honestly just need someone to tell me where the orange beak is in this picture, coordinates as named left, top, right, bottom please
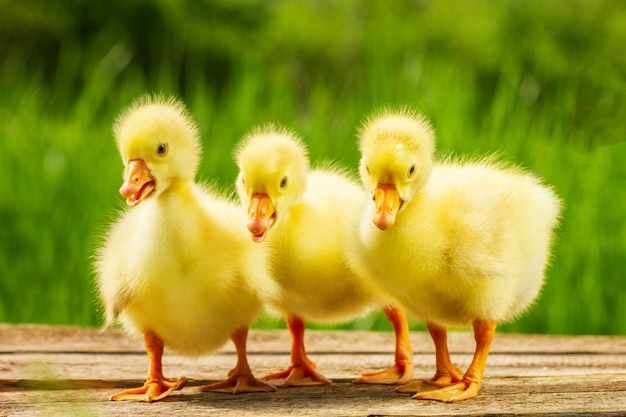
left=119, top=159, right=155, bottom=207
left=373, top=183, right=401, bottom=230
left=247, top=193, right=276, bottom=242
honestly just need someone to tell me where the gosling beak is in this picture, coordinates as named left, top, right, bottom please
left=247, top=193, right=276, bottom=243
left=119, top=159, right=155, bottom=207
left=373, top=183, right=401, bottom=230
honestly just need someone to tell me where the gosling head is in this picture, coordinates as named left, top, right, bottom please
left=234, top=125, right=308, bottom=242
left=358, top=108, right=435, bottom=230
left=113, top=94, right=201, bottom=207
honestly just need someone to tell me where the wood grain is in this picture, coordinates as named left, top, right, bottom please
left=1, top=324, right=625, bottom=416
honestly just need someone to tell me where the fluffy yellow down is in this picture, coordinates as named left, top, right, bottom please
left=96, top=94, right=277, bottom=356
left=235, top=126, right=392, bottom=323
left=349, top=108, right=562, bottom=327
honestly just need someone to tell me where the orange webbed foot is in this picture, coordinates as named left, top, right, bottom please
left=110, top=376, right=187, bottom=402
left=414, top=319, right=495, bottom=402
left=354, top=362, right=414, bottom=385
left=264, top=316, right=332, bottom=387
left=201, top=326, right=277, bottom=394
left=413, top=379, right=480, bottom=402
left=200, top=372, right=276, bottom=394
left=396, top=364, right=464, bottom=393
left=262, top=364, right=332, bottom=387
left=356, top=306, right=414, bottom=385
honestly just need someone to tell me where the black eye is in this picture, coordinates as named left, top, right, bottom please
left=280, top=176, right=288, bottom=188
left=408, top=165, right=415, bottom=177
left=365, top=165, right=371, bottom=175
left=241, top=177, right=246, bottom=186
left=157, top=143, right=168, bottom=156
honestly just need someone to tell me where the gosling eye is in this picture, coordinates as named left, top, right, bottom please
left=408, top=164, right=416, bottom=178
left=365, top=165, right=371, bottom=175
left=280, top=176, right=288, bottom=188
left=157, top=143, right=168, bottom=156
left=241, top=177, right=246, bottom=186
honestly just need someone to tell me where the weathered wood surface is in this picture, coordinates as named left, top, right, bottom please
left=1, top=324, right=625, bottom=416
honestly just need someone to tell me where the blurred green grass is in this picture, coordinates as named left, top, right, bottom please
left=1, top=0, right=625, bottom=334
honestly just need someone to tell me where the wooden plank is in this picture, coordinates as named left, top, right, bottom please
left=2, top=376, right=626, bottom=417
left=1, top=324, right=625, bottom=416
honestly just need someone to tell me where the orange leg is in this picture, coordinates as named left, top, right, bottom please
left=110, top=331, right=187, bottom=402
left=262, top=315, right=332, bottom=387
left=415, top=319, right=496, bottom=402
left=397, top=322, right=463, bottom=393
left=354, top=305, right=414, bottom=385
left=200, top=326, right=276, bottom=394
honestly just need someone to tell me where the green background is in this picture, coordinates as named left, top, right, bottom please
left=1, top=0, right=625, bottom=335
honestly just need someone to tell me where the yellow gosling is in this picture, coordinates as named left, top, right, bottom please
left=348, top=108, right=561, bottom=402
left=95, top=94, right=277, bottom=402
